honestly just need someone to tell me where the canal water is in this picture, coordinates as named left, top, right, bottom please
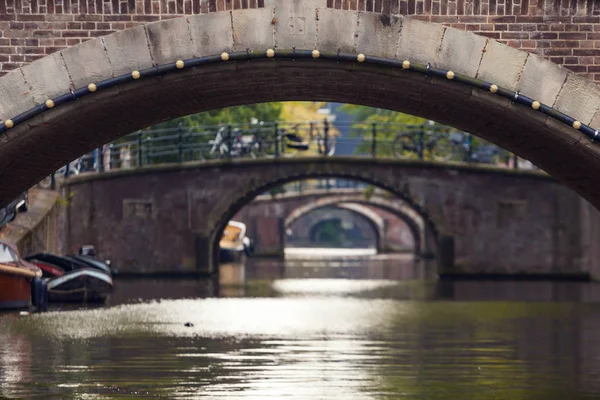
left=2, top=254, right=600, bottom=399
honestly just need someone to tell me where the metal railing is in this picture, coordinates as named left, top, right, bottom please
left=40, top=120, right=537, bottom=187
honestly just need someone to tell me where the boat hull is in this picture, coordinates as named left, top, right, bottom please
left=0, top=265, right=34, bottom=310
left=219, top=248, right=246, bottom=263
left=47, top=269, right=113, bottom=303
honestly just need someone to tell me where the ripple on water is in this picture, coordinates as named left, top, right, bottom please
left=0, top=279, right=599, bottom=399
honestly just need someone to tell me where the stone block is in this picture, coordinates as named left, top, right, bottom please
left=145, top=17, right=194, bottom=65
left=273, top=0, right=325, bottom=50
left=102, top=25, right=154, bottom=74
left=356, top=12, right=402, bottom=59
left=21, top=52, right=71, bottom=105
left=476, top=40, right=528, bottom=91
left=188, top=12, right=234, bottom=57
left=554, top=72, right=600, bottom=125
left=398, top=17, right=445, bottom=65
left=316, top=8, right=358, bottom=55
left=519, top=54, right=568, bottom=107
left=589, top=109, right=600, bottom=131
left=0, top=69, right=37, bottom=124
left=232, top=7, right=275, bottom=52
left=438, top=27, right=487, bottom=77
left=60, top=38, right=112, bottom=89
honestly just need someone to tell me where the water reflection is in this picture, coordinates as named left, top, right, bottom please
left=2, top=256, right=600, bottom=399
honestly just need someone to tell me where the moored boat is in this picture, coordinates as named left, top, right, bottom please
left=26, top=253, right=113, bottom=303
left=0, top=241, right=45, bottom=311
left=45, top=268, right=113, bottom=303
left=219, top=221, right=253, bottom=263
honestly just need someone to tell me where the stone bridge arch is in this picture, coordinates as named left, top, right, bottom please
left=205, top=162, right=448, bottom=271
left=1, top=1, right=600, bottom=210
left=284, top=194, right=430, bottom=257
left=62, top=158, right=591, bottom=275
left=285, top=203, right=384, bottom=251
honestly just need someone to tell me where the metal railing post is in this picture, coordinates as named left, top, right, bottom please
left=145, top=137, right=151, bottom=165
left=466, top=133, right=473, bottom=162
left=226, top=124, right=233, bottom=159
left=323, top=118, right=329, bottom=156
left=137, top=131, right=143, bottom=167
left=178, top=122, right=184, bottom=162
left=274, top=122, right=279, bottom=158
left=418, top=124, right=425, bottom=160
left=108, top=144, right=114, bottom=170
left=371, top=122, right=377, bottom=158
left=98, top=147, right=104, bottom=173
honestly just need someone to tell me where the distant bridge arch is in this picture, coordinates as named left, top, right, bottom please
left=284, top=195, right=429, bottom=257
left=286, top=204, right=384, bottom=251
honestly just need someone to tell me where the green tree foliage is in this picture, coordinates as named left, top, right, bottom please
left=150, top=102, right=284, bottom=130
left=339, top=105, right=433, bottom=158
left=116, top=103, right=284, bottom=164
left=339, top=104, right=500, bottom=162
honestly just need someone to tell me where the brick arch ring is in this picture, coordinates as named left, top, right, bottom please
left=2, top=48, right=597, bottom=138
left=285, top=202, right=386, bottom=252
left=207, top=171, right=441, bottom=271
left=285, top=195, right=429, bottom=257
left=1, top=10, right=600, bottom=209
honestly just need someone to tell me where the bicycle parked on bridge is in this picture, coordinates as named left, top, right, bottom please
left=209, top=126, right=261, bottom=159
left=392, top=121, right=455, bottom=161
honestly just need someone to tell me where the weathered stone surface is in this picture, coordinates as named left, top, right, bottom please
left=21, top=53, right=71, bottom=105
left=554, top=73, right=600, bottom=125
left=316, top=8, right=357, bottom=55
left=232, top=7, right=275, bottom=52
left=589, top=109, right=600, bottom=131
left=188, top=12, right=234, bottom=56
left=273, top=0, right=325, bottom=50
left=519, top=54, right=568, bottom=107
left=60, top=38, right=113, bottom=89
left=476, top=40, right=528, bottom=91
left=398, top=17, right=445, bottom=66
left=438, top=28, right=487, bottom=77
left=356, top=12, right=403, bottom=60
left=102, top=25, right=154, bottom=74
left=0, top=69, right=37, bottom=123
left=145, top=17, right=194, bottom=65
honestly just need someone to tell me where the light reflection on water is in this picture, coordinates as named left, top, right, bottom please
left=1, top=256, right=600, bottom=399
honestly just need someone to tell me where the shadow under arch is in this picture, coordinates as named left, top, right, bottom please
left=286, top=203, right=385, bottom=252
left=284, top=196, right=427, bottom=258
left=210, top=173, right=441, bottom=272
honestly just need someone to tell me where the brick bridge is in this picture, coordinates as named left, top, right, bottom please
left=234, top=188, right=425, bottom=257
left=61, top=157, right=600, bottom=278
left=1, top=0, right=600, bottom=214
left=284, top=204, right=385, bottom=251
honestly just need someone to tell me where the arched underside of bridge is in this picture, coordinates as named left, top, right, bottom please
left=285, top=196, right=426, bottom=256
left=1, top=6, right=600, bottom=209
left=286, top=204, right=383, bottom=251
left=204, top=166, right=440, bottom=271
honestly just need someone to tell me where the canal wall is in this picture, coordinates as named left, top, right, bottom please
left=0, top=188, right=64, bottom=257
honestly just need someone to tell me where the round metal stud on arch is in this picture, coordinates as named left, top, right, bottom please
left=1, top=6, right=600, bottom=210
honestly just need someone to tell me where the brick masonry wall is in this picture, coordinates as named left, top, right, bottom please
left=0, top=0, right=598, bottom=80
